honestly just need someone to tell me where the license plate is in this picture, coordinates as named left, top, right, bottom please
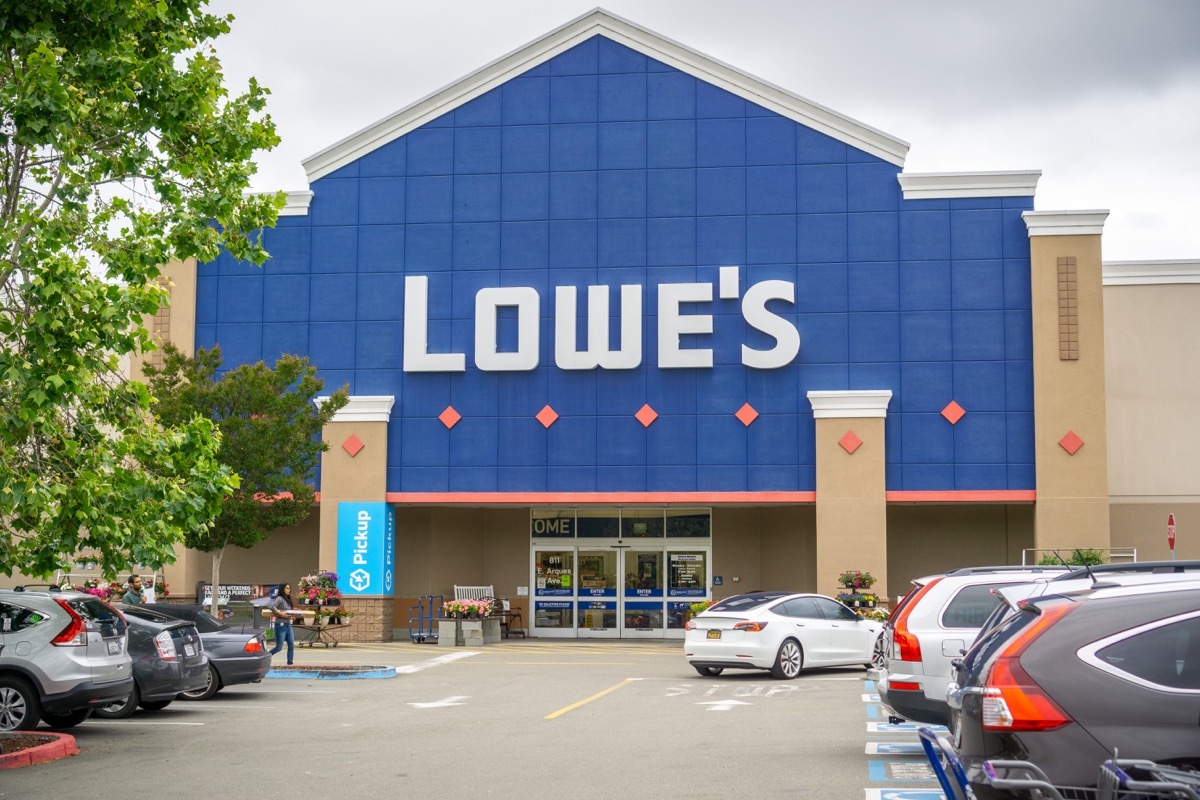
left=107, top=640, right=121, bottom=655
left=184, top=643, right=196, bottom=657
left=707, top=630, right=721, bottom=639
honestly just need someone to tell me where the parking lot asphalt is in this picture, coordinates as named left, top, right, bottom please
left=1, top=639, right=942, bottom=799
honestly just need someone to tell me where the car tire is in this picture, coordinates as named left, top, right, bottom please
left=870, top=633, right=887, bottom=670
left=693, top=666, right=724, bottom=677
left=770, top=638, right=804, bottom=680
left=0, top=676, right=41, bottom=732
left=41, top=708, right=92, bottom=729
left=94, top=685, right=139, bottom=720
left=138, top=699, right=173, bottom=712
left=178, top=664, right=221, bottom=701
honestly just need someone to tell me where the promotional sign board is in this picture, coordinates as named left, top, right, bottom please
left=337, top=502, right=396, bottom=596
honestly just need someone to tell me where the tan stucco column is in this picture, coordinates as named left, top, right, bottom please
left=807, top=390, right=893, bottom=600
left=1024, top=211, right=1112, bottom=556
left=317, top=395, right=395, bottom=642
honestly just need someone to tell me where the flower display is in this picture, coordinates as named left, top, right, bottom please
left=443, top=598, right=494, bottom=617
left=154, top=578, right=170, bottom=597
left=79, top=578, right=117, bottom=601
left=297, top=570, right=342, bottom=605
left=838, top=570, right=876, bottom=590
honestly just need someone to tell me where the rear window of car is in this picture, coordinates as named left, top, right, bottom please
left=120, top=605, right=177, bottom=625
left=940, top=583, right=1010, bottom=629
left=1095, top=614, right=1200, bottom=691
left=709, top=592, right=787, bottom=613
left=66, top=597, right=123, bottom=624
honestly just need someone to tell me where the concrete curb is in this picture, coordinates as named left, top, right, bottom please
left=267, top=665, right=396, bottom=679
left=0, top=732, right=79, bottom=769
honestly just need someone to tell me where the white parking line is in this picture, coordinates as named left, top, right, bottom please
left=394, top=651, right=479, bottom=674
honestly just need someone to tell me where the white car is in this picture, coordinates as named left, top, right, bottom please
left=684, top=591, right=883, bottom=679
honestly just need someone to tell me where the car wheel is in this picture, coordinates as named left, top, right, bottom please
left=41, top=708, right=92, bottom=728
left=0, top=676, right=41, bottom=732
left=94, top=685, right=139, bottom=720
left=693, top=666, right=724, bottom=677
left=770, top=639, right=804, bottom=679
left=138, top=699, right=173, bottom=712
left=870, top=632, right=887, bottom=670
left=179, top=664, right=221, bottom=701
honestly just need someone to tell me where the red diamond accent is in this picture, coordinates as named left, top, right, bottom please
left=735, top=403, right=759, bottom=427
left=341, top=434, right=364, bottom=458
left=635, top=404, right=658, bottom=428
left=1059, top=430, right=1084, bottom=455
left=536, top=405, right=559, bottom=428
left=439, top=406, right=461, bottom=429
left=941, top=400, right=966, bottom=425
left=839, top=430, right=863, bottom=454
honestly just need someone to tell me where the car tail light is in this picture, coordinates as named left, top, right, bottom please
left=685, top=619, right=697, bottom=631
left=888, top=680, right=922, bottom=692
left=154, top=631, right=179, bottom=661
left=733, top=621, right=767, bottom=632
left=244, top=638, right=266, bottom=653
left=982, top=602, right=1075, bottom=732
left=891, top=577, right=942, bottom=662
left=50, top=598, right=88, bottom=646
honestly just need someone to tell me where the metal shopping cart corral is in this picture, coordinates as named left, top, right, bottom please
left=983, top=758, right=1200, bottom=800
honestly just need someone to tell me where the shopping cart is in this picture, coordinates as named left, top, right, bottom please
left=917, top=726, right=974, bottom=800
left=984, top=758, right=1200, bottom=800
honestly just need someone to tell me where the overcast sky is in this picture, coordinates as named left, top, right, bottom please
left=207, top=1, right=1200, bottom=262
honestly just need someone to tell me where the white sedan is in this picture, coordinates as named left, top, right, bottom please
left=684, top=591, right=883, bottom=679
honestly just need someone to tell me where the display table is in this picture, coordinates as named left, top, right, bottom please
left=294, top=620, right=350, bottom=648
left=437, top=616, right=502, bottom=647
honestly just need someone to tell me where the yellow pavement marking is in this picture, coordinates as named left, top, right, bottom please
left=545, top=678, right=640, bottom=719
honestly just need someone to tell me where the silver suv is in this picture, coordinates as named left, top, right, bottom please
left=876, top=565, right=1068, bottom=727
left=0, top=587, right=134, bottom=730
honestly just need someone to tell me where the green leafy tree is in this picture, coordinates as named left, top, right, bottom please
left=0, top=3, right=280, bottom=577
left=144, top=344, right=349, bottom=614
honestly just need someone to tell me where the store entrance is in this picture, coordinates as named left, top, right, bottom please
left=531, top=543, right=709, bottom=639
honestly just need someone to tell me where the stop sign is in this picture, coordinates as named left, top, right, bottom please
left=1168, top=513, right=1177, bottom=551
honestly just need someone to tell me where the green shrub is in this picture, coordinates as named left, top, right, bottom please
left=1036, top=549, right=1106, bottom=566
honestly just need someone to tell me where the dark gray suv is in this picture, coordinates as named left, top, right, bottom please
left=0, top=588, right=134, bottom=730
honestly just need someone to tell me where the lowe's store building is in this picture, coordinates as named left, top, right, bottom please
left=134, top=11, right=1197, bottom=641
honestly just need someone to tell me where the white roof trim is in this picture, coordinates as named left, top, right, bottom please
left=315, top=395, right=395, bottom=423
left=898, top=170, right=1041, bottom=200
left=807, top=390, right=893, bottom=419
left=303, top=8, right=909, bottom=181
left=1023, top=210, right=1110, bottom=237
left=279, top=190, right=314, bottom=217
left=1103, top=260, right=1200, bottom=286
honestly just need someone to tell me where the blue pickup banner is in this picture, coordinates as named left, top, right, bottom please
left=336, top=502, right=395, bottom=596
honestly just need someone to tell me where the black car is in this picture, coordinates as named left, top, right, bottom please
left=95, top=605, right=208, bottom=718
left=141, top=603, right=270, bottom=700
left=948, top=581, right=1200, bottom=798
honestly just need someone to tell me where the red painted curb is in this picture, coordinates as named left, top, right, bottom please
left=0, top=732, right=79, bottom=769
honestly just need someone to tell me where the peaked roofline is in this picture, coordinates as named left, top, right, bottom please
left=302, top=7, right=910, bottom=181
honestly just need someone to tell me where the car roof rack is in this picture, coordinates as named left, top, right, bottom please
left=1051, top=560, right=1200, bottom=581
left=9, top=584, right=64, bottom=592
left=941, top=565, right=1069, bottom=576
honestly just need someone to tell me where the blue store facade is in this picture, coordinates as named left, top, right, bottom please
left=159, top=10, right=1114, bottom=640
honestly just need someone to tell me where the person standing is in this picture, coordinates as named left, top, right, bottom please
left=268, top=583, right=295, bottom=665
left=121, top=574, right=144, bottom=604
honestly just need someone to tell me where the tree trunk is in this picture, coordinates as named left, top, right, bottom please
left=209, top=547, right=226, bottom=618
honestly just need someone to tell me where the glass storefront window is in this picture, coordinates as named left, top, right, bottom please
left=668, top=551, right=708, bottom=598
left=578, top=601, right=616, bottom=629
left=576, top=509, right=619, bottom=538
left=667, top=601, right=692, bottom=630
left=577, top=551, right=617, bottom=596
left=535, top=602, right=573, bottom=628
left=666, top=509, right=711, bottom=538
left=535, top=550, right=574, bottom=595
left=625, top=551, right=663, bottom=596
left=624, top=602, right=663, bottom=630
left=531, top=510, right=575, bottom=538
left=621, top=509, right=664, bottom=538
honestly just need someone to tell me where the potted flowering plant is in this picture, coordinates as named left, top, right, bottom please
left=298, top=570, right=342, bottom=605
left=80, top=578, right=116, bottom=601
left=837, top=570, right=878, bottom=608
left=443, top=598, right=494, bottom=618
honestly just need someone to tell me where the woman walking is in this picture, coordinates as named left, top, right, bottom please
left=268, top=583, right=296, bottom=665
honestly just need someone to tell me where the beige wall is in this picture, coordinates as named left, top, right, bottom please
left=1110, top=502, right=1199, bottom=562
left=710, top=506, right=815, bottom=597
left=177, top=513, right=321, bottom=599
left=886, top=505, right=1035, bottom=602
left=1104, top=283, right=1200, bottom=500
left=1028, top=233, right=1111, bottom=551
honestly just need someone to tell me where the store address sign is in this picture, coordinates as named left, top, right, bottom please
left=403, top=266, right=801, bottom=373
